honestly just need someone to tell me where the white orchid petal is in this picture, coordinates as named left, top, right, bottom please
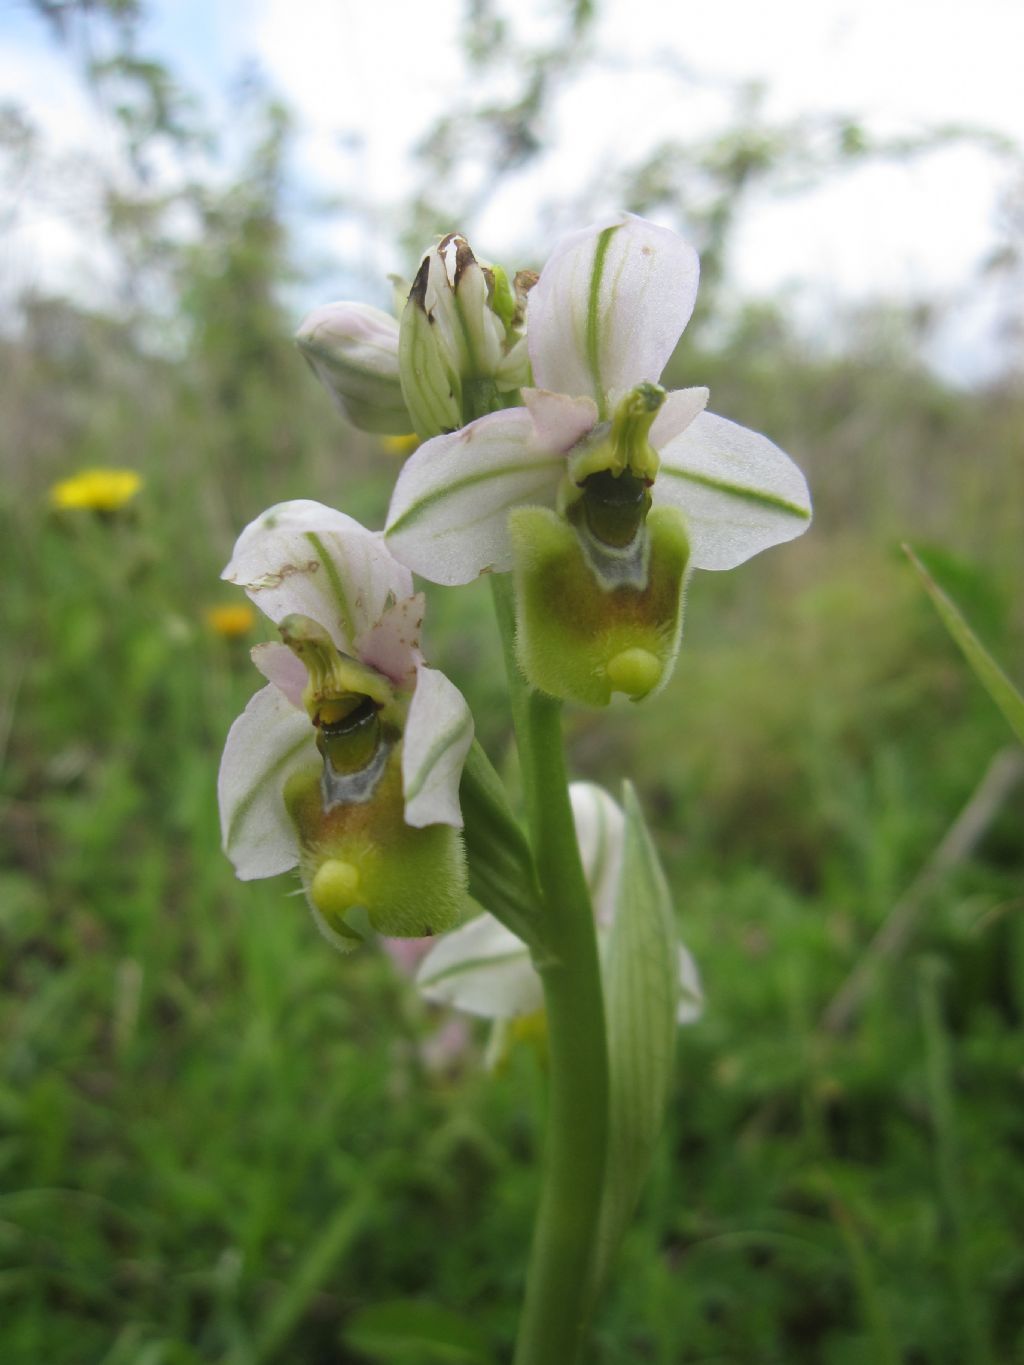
left=677, top=942, right=705, bottom=1025
left=218, top=684, right=316, bottom=880
left=569, top=782, right=626, bottom=928
left=650, top=386, right=709, bottom=450
left=385, top=409, right=563, bottom=585
left=522, top=387, right=598, bottom=452
left=223, top=500, right=413, bottom=650
left=402, top=665, right=474, bottom=829
left=528, top=213, right=699, bottom=411
left=355, top=593, right=424, bottom=690
left=250, top=641, right=309, bottom=707
left=655, top=412, right=812, bottom=570
left=416, top=913, right=542, bottom=1018
left=418, top=780, right=700, bottom=1030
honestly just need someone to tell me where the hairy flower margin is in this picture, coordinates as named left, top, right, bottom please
left=217, top=499, right=474, bottom=948
left=416, top=782, right=703, bottom=1026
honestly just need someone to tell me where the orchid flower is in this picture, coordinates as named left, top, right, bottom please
left=385, top=212, right=811, bottom=704
left=416, top=782, right=703, bottom=1026
left=217, top=499, right=474, bottom=950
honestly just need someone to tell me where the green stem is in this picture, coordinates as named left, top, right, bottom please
left=491, top=577, right=610, bottom=1365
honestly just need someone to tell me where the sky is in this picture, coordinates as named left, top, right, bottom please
left=1, top=0, right=1022, bottom=382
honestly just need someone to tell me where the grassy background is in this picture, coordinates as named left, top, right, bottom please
left=2, top=278, right=1023, bottom=1365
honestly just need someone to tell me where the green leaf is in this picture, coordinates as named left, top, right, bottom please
left=905, top=543, right=1024, bottom=746
left=592, top=781, right=680, bottom=1293
left=344, top=1299, right=494, bottom=1363
left=252, top=1191, right=371, bottom=1363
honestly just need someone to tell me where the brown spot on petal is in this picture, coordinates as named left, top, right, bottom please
left=247, top=560, right=320, bottom=591
left=409, top=255, right=430, bottom=311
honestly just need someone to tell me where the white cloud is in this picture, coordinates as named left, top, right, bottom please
left=0, top=40, right=123, bottom=308
left=2, top=0, right=1020, bottom=377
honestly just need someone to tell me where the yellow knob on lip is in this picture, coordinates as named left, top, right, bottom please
left=310, top=859, right=361, bottom=916
left=606, top=648, right=661, bottom=699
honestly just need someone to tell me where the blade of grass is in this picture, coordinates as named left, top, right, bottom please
left=251, top=1187, right=372, bottom=1364
left=917, top=959, right=994, bottom=1365
left=904, top=543, right=1024, bottom=746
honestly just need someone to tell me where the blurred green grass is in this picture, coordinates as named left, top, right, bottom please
left=2, top=296, right=1023, bottom=1364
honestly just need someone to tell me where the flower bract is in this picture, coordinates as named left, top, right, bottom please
left=218, top=500, right=474, bottom=949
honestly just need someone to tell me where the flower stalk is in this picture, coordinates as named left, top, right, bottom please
left=491, top=576, right=610, bottom=1365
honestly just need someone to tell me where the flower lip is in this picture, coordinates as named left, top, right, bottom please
left=317, top=694, right=386, bottom=781
left=320, top=728, right=393, bottom=810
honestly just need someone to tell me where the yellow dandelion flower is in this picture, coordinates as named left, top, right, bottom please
left=50, top=468, right=143, bottom=512
left=381, top=434, right=419, bottom=458
left=205, top=603, right=256, bottom=639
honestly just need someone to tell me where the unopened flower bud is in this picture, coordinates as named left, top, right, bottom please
left=399, top=233, right=531, bottom=439
left=296, top=302, right=413, bottom=435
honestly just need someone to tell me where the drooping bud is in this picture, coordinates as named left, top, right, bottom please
left=295, top=302, right=413, bottom=435
left=398, top=233, right=531, bottom=439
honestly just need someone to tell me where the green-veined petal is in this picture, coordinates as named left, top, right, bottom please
left=218, top=683, right=316, bottom=880
left=527, top=213, right=699, bottom=414
left=655, top=411, right=811, bottom=570
left=416, top=912, right=542, bottom=1018
left=385, top=409, right=564, bottom=585
left=402, top=664, right=475, bottom=828
left=223, top=500, right=413, bottom=651
left=570, top=781, right=626, bottom=927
